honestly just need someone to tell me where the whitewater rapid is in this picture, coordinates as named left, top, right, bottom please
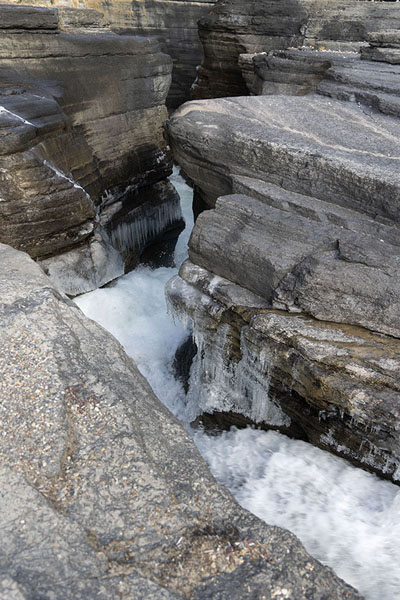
left=75, top=168, right=400, bottom=600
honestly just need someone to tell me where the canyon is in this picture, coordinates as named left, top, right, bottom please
left=0, top=0, right=399, bottom=598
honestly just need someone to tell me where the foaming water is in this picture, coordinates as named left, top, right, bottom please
left=75, top=167, right=400, bottom=600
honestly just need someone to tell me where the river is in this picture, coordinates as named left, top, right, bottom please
left=75, top=168, right=400, bottom=600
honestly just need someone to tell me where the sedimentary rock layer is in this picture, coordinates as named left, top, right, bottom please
left=168, top=260, right=400, bottom=482
left=0, top=0, right=216, bottom=108
left=0, top=242, right=362, bottom=599
left=166, top=94, right=400, bottom=480
left=114, top=0, right=216, bottom=108
left=168, top=95, right=400, bottom=219
left=192, top=0, right=400, bottom=99
left=0, top=5, right=178, bottom=294
left=240, top=47, right=400, bottom=119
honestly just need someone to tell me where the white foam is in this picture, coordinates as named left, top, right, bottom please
left=194, top=427, right=400, bottom=600
left=75, top=167, right=400, bottom=600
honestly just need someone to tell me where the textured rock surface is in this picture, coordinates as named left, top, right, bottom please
left=0, top=5, right=179, bottom=295
left=166, top=94, right=400, bottom=481
left=114, top=0, right=216, bottom=109
left=241, top=47, right=400, bottom=119
left=239, top=49, right=354, bottom=96
left=362, top=30, right=400, bottom=65
left=167, top=95, right=400, bottom=217
left=0, top=242, right=363, bottom=599
left=0, top=0, right=216, bottom=109
left=192, top=0, right=400, bottom=99
left=168, top=261, right=400, bottom=482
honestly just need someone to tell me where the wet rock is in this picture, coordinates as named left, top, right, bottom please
left=167, top=261, right=400, bottom=483
left=173, top=334, right=198, bottom=393
left=0, top=242, right=362, bottom=599
left=166, top=93, right=400, bottom=481
left=0, top=5, right=180, bottom=295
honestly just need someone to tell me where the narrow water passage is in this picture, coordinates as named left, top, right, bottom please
left=75, top=169, right=400, bottom=600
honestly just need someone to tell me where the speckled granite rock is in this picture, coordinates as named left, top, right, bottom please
left=0, top=5, right=180, bottom=295
left=166, top=94, right=400, bottom=481
left=192, top=0, right=400, bottom=99
left=0, top=242, right=362, bottom=599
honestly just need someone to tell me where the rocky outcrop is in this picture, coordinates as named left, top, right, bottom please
left=166, top=94, right=400, bottom=482
left=192, top=0, right=400, bottom=99
left=0, top=5, right=180, bottom=295
left=0, top=241, right=362, bottom=600
left=239, top=46, right=400, bottom=119
left=362, top=30, right=400, bottom=65
left=114, top=0, right=216, bottom=109
left=0, top=0, right=216, bottom=109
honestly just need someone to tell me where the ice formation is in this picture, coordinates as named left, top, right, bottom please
left=75, top=167, right=400, bottom=600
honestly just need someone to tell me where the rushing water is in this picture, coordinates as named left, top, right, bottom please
left=75, top=168, right=400, bottom=600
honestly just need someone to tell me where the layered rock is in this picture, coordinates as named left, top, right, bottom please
left=239, top=46, right=400, bottom=119
left=0, top=241, right=362, bottom=600
left=0, top=0, right=216, bottom=109
left=166, top=94, right=400, bottom=482
left=362, top=30, right=400, bottom=65
left=0, top=5, right=180, bottom=295
left=114, top=0, right=216, bottom=109
left=192, top=0, right=400, bottom=99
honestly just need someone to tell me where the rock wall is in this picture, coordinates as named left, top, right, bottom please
left=112, top=0, right=217, bottom=109
left=192, top=0, right=400, bottom=99
left=0, top=241, right=362, bottom=600
left=1, top=0, right=216, bottom=109
left=166, top=93, right=400, bottom=483
left=0, top=4, right=181, bottom=295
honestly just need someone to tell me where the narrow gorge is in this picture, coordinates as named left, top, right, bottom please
left=0, top=1, right=399, bottom=599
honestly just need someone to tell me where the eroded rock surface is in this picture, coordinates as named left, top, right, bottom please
left=192, top=0, right=400, bottom=99
left=0, top=5, right=180, bottom=295
left=0, top=0, right=216, bottom=109
left=0, top=242, right=362, bottom=599
left=166, top=94, right=400, bottom=482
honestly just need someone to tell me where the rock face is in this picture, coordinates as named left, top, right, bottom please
left=0, top=4, right=181, bottom=295
left=192, top=0, right=400, bottom=99
left=0, top=241, right=362, bottom=600
left=166, top=94, right=400, bottom=483
left=114, top=0, right=217, bottom=109
left=0, top=0, right=216, bottom=109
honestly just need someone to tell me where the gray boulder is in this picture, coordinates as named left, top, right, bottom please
left=0, top=242, right=362, bottom=599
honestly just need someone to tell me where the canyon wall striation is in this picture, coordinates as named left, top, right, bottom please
left=0, top=4, right=182, bottom=295
left=167, top=52, right=400, bottom=481
left=192, top=0, right=400, bottom=99
left=0, top=0, right=216, bottom=109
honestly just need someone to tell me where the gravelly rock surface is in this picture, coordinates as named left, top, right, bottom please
left=0, top=242, right=363, bottom=599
